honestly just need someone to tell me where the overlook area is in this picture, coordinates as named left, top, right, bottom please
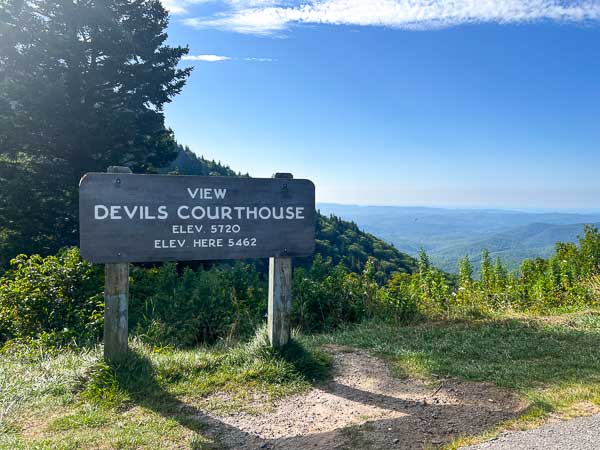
left=2, top=0, right=600, bottom=449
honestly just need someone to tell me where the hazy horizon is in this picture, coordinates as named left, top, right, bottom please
left=317, top=202, right=600, bottom=215
left=318, top=202, right=600, bottom=273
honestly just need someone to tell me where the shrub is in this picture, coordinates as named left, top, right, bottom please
left=0, top=248, right=103, bottom=346
left=293, top=256, right=418, bottom=330
left=292, top=255, right=366, bottom=332
left=381, top=273, right=418, bottom=323
left=129, top=262, right=267, bottom=346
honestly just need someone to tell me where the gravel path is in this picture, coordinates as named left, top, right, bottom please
left=463, top=414, right=600, bottom=450
left=200, top=346, right=524, bottom=449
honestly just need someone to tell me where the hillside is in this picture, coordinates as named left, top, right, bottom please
left=318, top=204, right=600, bottom=273
left=163, top=147, right=418, bottom=278
left=432, top=221, right=600, bottom=271
left=160, top=144, right=245, bottom=177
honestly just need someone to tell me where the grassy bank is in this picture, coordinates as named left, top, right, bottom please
left=0, top=329, right=331, bottom=449
left=2, top=312, right=600, bottom=449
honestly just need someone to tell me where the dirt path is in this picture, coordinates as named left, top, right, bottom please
left=200, top=346, right=525, bottom=449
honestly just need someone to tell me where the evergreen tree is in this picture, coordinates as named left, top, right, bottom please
left=493, top=257, right=507, bottom=290
left=418, top=247, right=431, bottom=274
left=0, top=0, right=191, bottom=261
left=480, top=249, right=493, bottom=289
left=458, top=255, right=474, bottom=287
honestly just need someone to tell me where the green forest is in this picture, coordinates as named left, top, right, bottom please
left=2, top=1, right=600, bottom=449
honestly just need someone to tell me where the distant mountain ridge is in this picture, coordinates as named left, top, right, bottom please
left=318, top=203, right=600, bottom=273
left=161, top=147, right=418, bottom=279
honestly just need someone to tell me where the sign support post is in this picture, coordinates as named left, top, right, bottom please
left=103, top=166, right=131, bottom=363
left=268, top=173, right=294, bottom=348
left=268, top=256, right=292, bottom=348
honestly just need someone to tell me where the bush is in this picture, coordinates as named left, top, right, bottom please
left=129, top=262, right=267, bottom=346
left=381, top=273, right=418, bottom=323
left=0, top=248, right=103, bottom=346
left=293, top=255, right=367, bottom=332
left=1, top=247, right=398, bottom=349
left=293, top=256, right=418, bottom=331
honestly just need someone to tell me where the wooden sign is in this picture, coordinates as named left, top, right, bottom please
left=79, top=173, right=316, bottom=263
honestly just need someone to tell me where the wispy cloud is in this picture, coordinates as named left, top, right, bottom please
left=243, top=56, right=277, bottom=62
left=162, top=0, right=214, bottom=15
left=164, top=0, right=283, bottom=15
left=182, top=54, right=231, bottom=62
left=182, top=54, right=276, bottom=62
left=177, top=0, right=600, bottom=35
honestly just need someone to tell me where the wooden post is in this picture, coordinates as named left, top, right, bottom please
left=268, top=256, right=292, bottom=348
left=104, top=166, right=131, bottom=363
left=268, top=173, right=294, bottom=348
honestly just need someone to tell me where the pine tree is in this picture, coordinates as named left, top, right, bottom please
left=480, top=249, right=493, bottom=290
left=418, top=247, right=431, bottom=275
left=493, top=257, right=507, bottom=291
left=458, top=255, right=474, bottom=287
left=0, top=0, right=192, bottom=260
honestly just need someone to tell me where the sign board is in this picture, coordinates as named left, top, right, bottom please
left=79, top=173, right=316, bottom=263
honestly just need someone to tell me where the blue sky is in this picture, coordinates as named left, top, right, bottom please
left=162, top=0, right=600, bottom=209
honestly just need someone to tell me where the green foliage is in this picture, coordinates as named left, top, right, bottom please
left=458, top=255, right=474, bottom=286
left=0, top=0, right=191, bottom=263
left=421, top=225, right=600, bottom=316
left=293, top=256, right=359, bottom=332
left=381, top=272, right=419, bottom=323
left=129, top=262, right=267, bottom=346
left=480, top=249, right=493, bottom=290
left=0, top=248, right=103, bottom=346
left=293, top=255, right=418, bottom=331
left=0, top=154, right=77, bottom=268
left=81, top=360, right=125, bottom=408
left=311, top=214, right=418, bottom=281
left=411, top=254, right=452, bottom=317
left=2, top=225, right=599, bottom=350
left=347, top=225, right=600, bottom=320
left=162, top=144, right=246, bottom=177
left=0, top=246, right=416, bottom=349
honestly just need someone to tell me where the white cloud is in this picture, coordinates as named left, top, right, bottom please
left=182, top=54, right=231, bottom=62
left=182, top=54, right=276, bottom=62
left=243, top=57, right=277, bottom=61
left=162, top=0, right=215, bottom=15
left=180, top=0, right=600, bottom=35
left=163, top=0, right=282, bottom=15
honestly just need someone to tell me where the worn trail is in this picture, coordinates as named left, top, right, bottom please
left=201, top=346, right=524, bottom=449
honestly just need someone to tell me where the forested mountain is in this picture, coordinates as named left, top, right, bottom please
left=432, top=221, right=600, bottom=272
left=162, top=147, right=418, bottom=279
left=318, top=204, right=600, bottom=273
left=312, top=214, right=417, bottom=278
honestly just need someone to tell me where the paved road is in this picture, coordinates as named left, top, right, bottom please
left=463, top=414, right=600, bottom=450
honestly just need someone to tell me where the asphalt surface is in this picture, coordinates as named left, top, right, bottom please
left=463, top=414, right=600, bottom=450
